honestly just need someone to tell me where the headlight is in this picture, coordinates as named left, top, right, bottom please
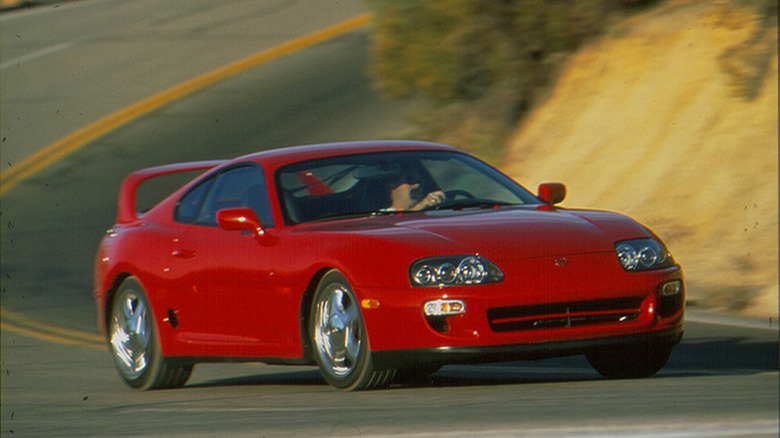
left=409, top=255, right=504, bottom=287
left=614, top=239, right=674, bottom=271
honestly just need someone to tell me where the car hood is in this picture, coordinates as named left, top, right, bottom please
left=304, top=206, right=651, bottom=262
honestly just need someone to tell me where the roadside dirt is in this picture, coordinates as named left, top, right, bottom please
left=504, top=0, right=778, bottom=317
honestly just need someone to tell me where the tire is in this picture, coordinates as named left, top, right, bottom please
left=309, top=270, right=394, bottom=390
left=109, top=277, right=193, bottom=390
left=586, top=341, right=673, bottom=379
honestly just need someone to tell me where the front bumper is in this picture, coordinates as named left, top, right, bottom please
left=372, top=325, right=683, bottom=369
left=357, top=260, right=685, bottom=355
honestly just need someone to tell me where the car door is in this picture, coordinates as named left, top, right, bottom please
left=168, top=164, right=284, bottom=356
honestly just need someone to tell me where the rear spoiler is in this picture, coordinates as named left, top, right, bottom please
left=116, top=160, right=226, bottom=223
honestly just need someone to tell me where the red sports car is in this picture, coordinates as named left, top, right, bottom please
left=94, top=140, right=684, bottom=391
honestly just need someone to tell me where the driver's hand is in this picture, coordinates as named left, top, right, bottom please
left=416, top=190, right=445, bottom=210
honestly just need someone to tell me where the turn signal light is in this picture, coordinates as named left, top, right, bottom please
left=361, top=299, right=381, bottom=309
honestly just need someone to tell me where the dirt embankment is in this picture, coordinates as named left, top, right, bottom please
left=504, top=0, right=778, bottom=317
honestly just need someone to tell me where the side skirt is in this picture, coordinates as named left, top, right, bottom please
left=165, top=355, right=315, bottom=368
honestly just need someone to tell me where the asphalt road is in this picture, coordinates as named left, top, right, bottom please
left=1, top=1, right=778, bottom=437
left=0, top=0, right=367, bottom=174
left=2, top=316, right=777, bottom=437
left=1, top=5, right=412, bottom=332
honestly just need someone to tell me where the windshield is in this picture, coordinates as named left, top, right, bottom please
left=276, top=150, right=540, bottom=224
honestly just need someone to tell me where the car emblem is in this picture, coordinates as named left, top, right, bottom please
left=554, top=257, right=569, bottom=267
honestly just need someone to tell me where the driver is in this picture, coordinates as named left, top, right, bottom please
left=388, top=181, right=445, bottom=211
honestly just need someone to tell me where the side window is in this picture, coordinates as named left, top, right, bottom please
left=175, top=178, right=214, bottom=224
left=197, top=166, right=274, bottom=227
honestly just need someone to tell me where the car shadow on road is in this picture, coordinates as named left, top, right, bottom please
left=663, top=336, right=779, bottom=376
left=188, top=368, right=326, bottom=388
left=188, top=364, right=601, bottom=390
left=187, top=335, right=778, bottom=390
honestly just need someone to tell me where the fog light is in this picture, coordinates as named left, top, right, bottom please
left=658, top=280, right=684, bottom=318
left=661, top=280, right=682, bottom=297
left=424, top=299, right=465, bottom=317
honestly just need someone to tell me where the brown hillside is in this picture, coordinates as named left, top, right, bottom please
left=504, top=0, right=778, bottom=317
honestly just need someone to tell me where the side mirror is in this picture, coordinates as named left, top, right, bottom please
left=538, top=182, right=566, bottom=206
left=217, top=207, right=265, bottom=236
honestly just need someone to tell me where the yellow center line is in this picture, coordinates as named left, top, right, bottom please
left=0, top=13, right=372, bottom=194
left=0, top=14, right=373, bottom=347
left=1, top=308, right=104, bottom=343
left=1, top=320, right=105, bottom=351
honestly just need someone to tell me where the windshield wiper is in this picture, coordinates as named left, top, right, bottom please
left=431, top=199, right=511, bottom=211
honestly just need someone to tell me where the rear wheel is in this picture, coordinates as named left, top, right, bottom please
left=586, top=341, right=673, bottom=379
left=109, top=277, right=192, bottom=390
left=309, top=270, right=394, bottom=390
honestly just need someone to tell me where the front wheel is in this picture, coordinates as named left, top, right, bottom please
left=309, top=270, right=394, bottom=390
left=109, top=277, right=192, bottom=390
left=586, top=341, right=673, bottom=379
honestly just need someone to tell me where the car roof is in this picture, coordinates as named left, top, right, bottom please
left=232, top=140, right=463, bottom=170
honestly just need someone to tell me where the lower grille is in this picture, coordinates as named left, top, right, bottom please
left=487, top=297, right=643, bottom=333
